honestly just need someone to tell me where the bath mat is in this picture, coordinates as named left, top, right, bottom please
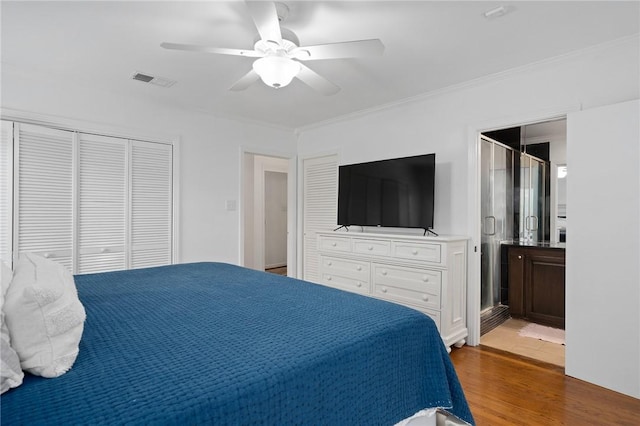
left=519, top=323, right=565, bottom=345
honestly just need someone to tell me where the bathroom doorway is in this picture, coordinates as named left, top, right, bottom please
left=479, top=118, right=567, bottom=366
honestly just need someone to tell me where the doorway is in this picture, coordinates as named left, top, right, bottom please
left=478, top=118, right=567, bottom=366
left=264, top=170, right=288, bottom=274
left=242, top=153, right=293, bottom=275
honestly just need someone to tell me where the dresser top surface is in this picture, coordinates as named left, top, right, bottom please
left=317, top=230, right=469, bottom=243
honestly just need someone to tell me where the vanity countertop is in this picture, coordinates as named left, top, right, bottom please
left=501, top=241, right=566, bottom=250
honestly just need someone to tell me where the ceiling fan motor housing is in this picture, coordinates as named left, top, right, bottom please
left=254, top=27, right=300, bottom=54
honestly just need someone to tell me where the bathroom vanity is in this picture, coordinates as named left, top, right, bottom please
left=503, top=242, right=566, bottom=329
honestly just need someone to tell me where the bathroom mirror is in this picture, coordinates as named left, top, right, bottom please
left=556, top=164, right=567, bottom=242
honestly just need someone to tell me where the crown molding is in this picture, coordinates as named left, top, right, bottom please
left=295, top=33, right=639, bottom=135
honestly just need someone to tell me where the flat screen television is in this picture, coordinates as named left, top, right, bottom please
left=337, top=153, right=435, bottom=231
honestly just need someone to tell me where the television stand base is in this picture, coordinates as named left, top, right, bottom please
left=424, top=228, right=439, bottom=237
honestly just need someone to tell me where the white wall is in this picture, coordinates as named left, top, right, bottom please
left=297, top=36, right=638, bottom=236
left=1, top=65, right=297, bottom=265
left=566, top=99, right=639, bottom=398
left=297, top=36, right=640, bottom=395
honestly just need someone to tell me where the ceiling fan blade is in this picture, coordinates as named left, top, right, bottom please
left=161, top=42, right=264, bottom=58
left=245, top=1, right=282, bottom=45
left=229, top=69, right=260, bottom=91
left=296, top=63, right=340, bottom=96
left=292, top=39, right=385, bottom=61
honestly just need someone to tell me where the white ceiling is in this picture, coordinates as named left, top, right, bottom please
left=2, top=1, right=638, bottom=130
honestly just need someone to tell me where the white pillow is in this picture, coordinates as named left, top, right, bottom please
left=4, top=254, right=86, bottom=378
left=1, top=261, right=24, bottom=393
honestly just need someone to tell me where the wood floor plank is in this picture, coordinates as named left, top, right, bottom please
left=450, top=346, right=640, bottom=425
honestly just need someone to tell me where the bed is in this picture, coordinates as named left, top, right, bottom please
left=1, top=262, right=474, bottom=425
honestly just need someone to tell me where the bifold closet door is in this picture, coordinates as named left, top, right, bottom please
left=130, top=140, right=173, bottom=269
left=14, top=123, right=74, bottom=270
left=77, top=133, right=127, bottom=274
left=10, top=121, right=173, bottom=274
left=302, top=154, right=337, bottom=283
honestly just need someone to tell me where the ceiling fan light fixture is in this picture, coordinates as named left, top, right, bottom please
left=252, top=56, right=300, bottom=88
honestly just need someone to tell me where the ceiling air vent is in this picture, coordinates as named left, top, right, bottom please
left=131, top=72, right=176, bottom=88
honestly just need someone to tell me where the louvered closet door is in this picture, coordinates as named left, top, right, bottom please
left=15, top=123, right=74, bottom=270
left=0, top=121, right=13, bottom=264
left=77, top=133, right=127, bottom=273
left=302, top=154, right=338, bottom=283
left=130, top=140, right=173, bottom=269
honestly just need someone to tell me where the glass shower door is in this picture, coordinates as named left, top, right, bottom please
left=520, top=154, right=546, bottom=243
left=480, top=139, right=493, bottom=311
left=481, top=139, right=514, bottom=311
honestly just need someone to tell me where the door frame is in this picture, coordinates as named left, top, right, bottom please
left=466, top=105, right=577, bottom=346
left=240, top=147, right=297, bottom=276
left=255, top=158, right=288, bottom=271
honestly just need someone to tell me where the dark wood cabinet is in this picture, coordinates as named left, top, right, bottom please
left=507, top=250, right=525, bottom=316
left=507, top=246, right=565, bottom=329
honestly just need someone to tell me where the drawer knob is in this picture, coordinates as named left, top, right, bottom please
left=518, top=255, right=522, bottom=260
left=356, top=265, right=362, bottom=271
left=422, top=275, right=429, bottom=282
left=43, top=253, right=51, bottom=258
left=327, top=261, right=332, bottom=266
left=331, top=242, right=337, bottom=247
left=381, top=270, right=388, bottom=276
left=422, top=295, right=429, bottom=301
left=367, top=245, right=373, bottom=251
left=327, top=276, right=333, bottom=281
left=381, top=287, right=388, bottom=293
left=356, top=282, right=362, bottom=288
left=412, top=249, right=419, bottom=255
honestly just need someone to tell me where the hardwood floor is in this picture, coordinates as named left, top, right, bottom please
left=450, top=346, right=640, bottom=425
left=265, top=266, right=287, bottom=276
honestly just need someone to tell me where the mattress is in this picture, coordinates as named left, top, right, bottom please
left=1, top=262, right=474, bottom=425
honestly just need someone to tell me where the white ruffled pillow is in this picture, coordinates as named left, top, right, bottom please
left=4, top=254, right=86, bottom=378
left=1, top=261, right=24, bottom=393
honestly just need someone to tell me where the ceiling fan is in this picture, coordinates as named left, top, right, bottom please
left=161, top=1, right=384, bottom=95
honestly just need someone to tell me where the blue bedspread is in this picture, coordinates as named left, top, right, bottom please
left=1, top=262, right=474, bottom=425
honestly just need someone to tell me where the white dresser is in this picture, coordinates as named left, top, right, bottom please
left=316, top=231, right=468, bottom=351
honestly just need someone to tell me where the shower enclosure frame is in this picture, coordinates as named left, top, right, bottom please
left=480, top=136, right=515, bottom=314
left=480, top=136, right=548, bottom=322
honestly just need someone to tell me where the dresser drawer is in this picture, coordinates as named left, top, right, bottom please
left=353, top=238, right=391, bottom=256
left=392, top=241, right=442, bottom=263
left=318, top=235, right=351, bottom=252
left=321, top=256, right=369, bottom=281
left=372, top=263, right=441, bottom=310
left=320, top=273, right=370, bottom=295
